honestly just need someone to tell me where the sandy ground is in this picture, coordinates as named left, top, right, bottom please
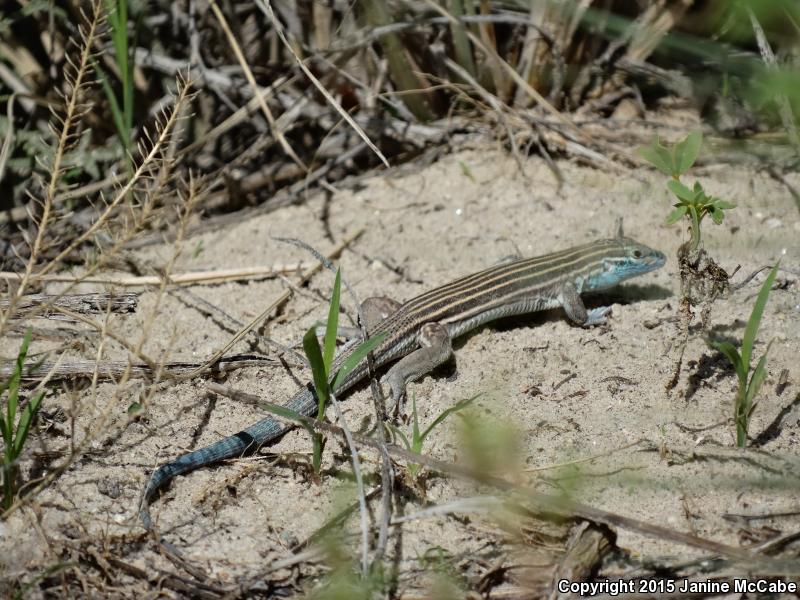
left=2, top=133, right=799, bottom=596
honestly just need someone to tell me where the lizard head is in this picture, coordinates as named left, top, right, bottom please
left=584, top=237, right=666, bottom=290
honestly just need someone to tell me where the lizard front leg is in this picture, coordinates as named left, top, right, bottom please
left=384, top=322, right=453, bottom=412
left=558, top=281, right=611, bottom=327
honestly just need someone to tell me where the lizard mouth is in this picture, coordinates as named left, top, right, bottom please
left=647, top=250, right=667, bottom=269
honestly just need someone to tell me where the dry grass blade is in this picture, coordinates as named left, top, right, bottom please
left=421, top=0, right=575, bottom=130
left=0, top=93, right=15, bottom=185
left=255, top=0, right=389, bottom=169
left=178, top=74, right=294, bottom=157
left=208, top=0, right=307, bottom=171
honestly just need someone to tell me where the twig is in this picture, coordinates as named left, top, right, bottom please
left=1, top=354, right=278, bottom=382
left=0, top=292, right=137, bottom=318
left=0, top=263, right=314, bottom=287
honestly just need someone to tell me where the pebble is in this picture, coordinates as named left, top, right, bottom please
left=765, top=218, right=782, bottom=229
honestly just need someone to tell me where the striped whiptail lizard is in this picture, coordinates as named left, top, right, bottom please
left=140, top=232, right=665, bottom=528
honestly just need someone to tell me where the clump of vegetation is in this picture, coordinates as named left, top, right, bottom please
left=639, top=132, right=735, bottom=253
left=387, top=393, right=479, bottom=483
left=300, top=269, right=385, bottom=475
left=709, top=264, right=779, bottom=447
left=1, top=329, right=45, bottom=511
left=638, top=131, right=736, bottom=311
left=638, top=132, right=737, bottom=390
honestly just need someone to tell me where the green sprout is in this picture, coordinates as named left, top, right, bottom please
left=387, top=393, right=479, bottom=480
left=301, top=269, right=386, bottom=474
left=96, top=0, right=135, bottom=164
left=638, top=131, right=735, bottom=251
left=708, top=263, right=779, bottom=447
left=1, top=329, right=45, bottom=511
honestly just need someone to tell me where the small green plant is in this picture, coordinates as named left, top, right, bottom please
left=387, top=394, right=479, bottom=480
left=637, top=131, right=735, bottom=251
left=301, top=269, right=386, bottom=474
left=1, top=329, right=45, bottom=511
left=96, top=0, right=135, bottom=161
left=708, top=263, right=779, bottom=447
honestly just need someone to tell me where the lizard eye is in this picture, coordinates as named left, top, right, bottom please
left=633, top=249, right=643, bottom=259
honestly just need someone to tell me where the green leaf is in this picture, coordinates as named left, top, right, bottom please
left=745, top=350, right=770, bottom=409
left=12, top=390, right=43, bottom=456
left=331, top=333, right=387, bottom=391
left=260, top=398, right=308, bottom=422
left=0, top=413, right=8, bottom=450
left=303, top=327, right=329, bottom=414
left=665, top=205, right=688, bottom=224
left=94, top=62, right=127, bottom=147
left=411, top=395, right=421, bottom=453
left=420, top=394, right=481, bottom=442
left=127, top=402, right=142, bottom=414
left=666, top=179, right=695, bottom=202
left=709, top=206, right=724, bottom=224
left=386, top=422, right=411, bottom=451
left=708, top=339, right=744, bottom=382
left=673, top=131, right=702, bottom=174
left=637, top=137, right=674, bottom=176
left=741, top=263, right=779, bottom=371
left=713, top=199, right=736, bottom=210
left=323, top=269, right=341, bottom=374
left=6, top=329, right=32, bottom=442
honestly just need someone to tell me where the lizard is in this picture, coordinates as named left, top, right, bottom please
left=139, top=232, right=665, bottom=528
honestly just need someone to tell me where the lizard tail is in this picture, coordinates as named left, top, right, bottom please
left=139, top=386, right=316, bottom=530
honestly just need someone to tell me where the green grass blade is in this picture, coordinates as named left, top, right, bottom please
left=360, top=0, right=434, bottom=121
left=331, top=332, right=387, bottom=391
left=420, top=393, right=481, bottom=441
left=323, top=269, right=341, bottom=374
left=94, top=62, right=126, bottom=147
left=449, top=0, right=476, bottom=78
left=708, top=340, right=744, bottom=384
left=411, top=394, right=420, bottom=451
left=257, top=399, right=316, bottom=438
left=0, top=413, right=9, bottom=450
left=303, top=326, right=329, bottom=416
left=6, top=329, right=33, bottom=436
left=12, top=390, right=43, bottom=457
left=386, top=422, right=411, bottom=451
left=745, top=350, right=770, bottom=409
left=741, top=263, right=779, bottom=370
